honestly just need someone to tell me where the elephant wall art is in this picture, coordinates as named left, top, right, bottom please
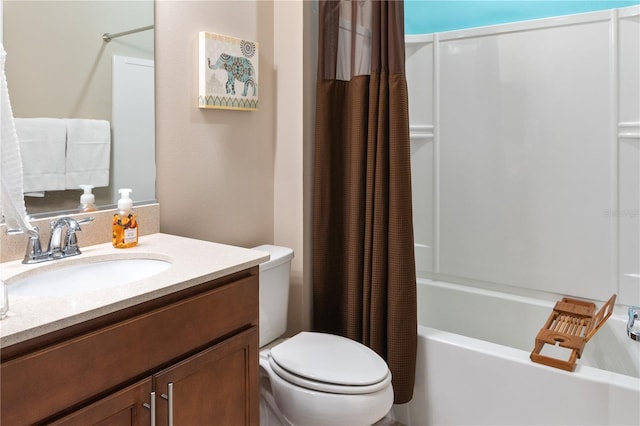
left=198, top=31, right=259, bottom=111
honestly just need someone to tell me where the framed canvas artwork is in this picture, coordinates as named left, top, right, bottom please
left=198, top=31, right=259, bottom=111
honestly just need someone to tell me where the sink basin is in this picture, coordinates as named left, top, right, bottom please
left=8, top=258, right=172, bottom=297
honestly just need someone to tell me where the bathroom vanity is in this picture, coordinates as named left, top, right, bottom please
left=0, top=234, right=268, bottom=425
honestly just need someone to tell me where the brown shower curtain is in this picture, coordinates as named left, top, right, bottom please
left=312, top=0, right=417, bottom=404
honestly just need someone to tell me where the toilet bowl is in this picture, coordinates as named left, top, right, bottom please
left=260, top=332, right=394, bottom=426
left=253, top=245, right=394, bottom=426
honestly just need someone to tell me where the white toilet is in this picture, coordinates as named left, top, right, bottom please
left=253, top=245, right=394, bottom=426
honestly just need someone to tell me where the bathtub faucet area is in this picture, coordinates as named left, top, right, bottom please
left=628, top=307, right=640, bottom=342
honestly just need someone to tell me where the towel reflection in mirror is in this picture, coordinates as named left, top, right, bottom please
left=14, top=117, right=111, bottom=196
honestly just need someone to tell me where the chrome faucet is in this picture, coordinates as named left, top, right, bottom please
left=8, top=216, right=94, bottom=264
left=628, top=307, right=640, bottom=342
left=48, top=217, right=93, bottom=258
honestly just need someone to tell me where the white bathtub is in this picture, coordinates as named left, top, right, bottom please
left=393, top=279, right=640, bottom=425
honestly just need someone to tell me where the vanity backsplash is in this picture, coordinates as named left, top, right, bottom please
left=0, top=203, right=160, bottom=262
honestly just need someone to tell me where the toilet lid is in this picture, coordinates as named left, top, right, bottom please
left=269, top=332, right=390, bottom=387
left=268, top=355, right=392, bottom=394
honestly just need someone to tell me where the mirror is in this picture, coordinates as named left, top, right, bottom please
left=2, top=0, right=155, bottom=216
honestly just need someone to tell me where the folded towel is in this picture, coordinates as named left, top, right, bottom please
left=65, top=118, right=111, bottom=189
left=1, top=44, right=36, bottom=233
left=14, top=117, right=67, bottom=193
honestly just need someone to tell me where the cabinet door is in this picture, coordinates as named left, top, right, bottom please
left=50, top=378, right=153, bottom=426
left=154, top=327, right=258, bottom=426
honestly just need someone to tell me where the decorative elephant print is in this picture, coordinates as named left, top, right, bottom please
left=208, top=53, right=257, bottom=97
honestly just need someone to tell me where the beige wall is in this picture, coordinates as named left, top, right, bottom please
left=156, top=1, right=312, bottom=333
left=156, top=1, right=275, bottom=248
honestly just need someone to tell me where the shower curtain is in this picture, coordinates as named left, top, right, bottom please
left=312, top=0, right=417, bottom=403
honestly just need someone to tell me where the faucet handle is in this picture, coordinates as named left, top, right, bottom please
left=6, top=225, right=49, bottom=264
left=77, top=216, right=95, bottom=224
left=21, top=226, right=48, bottom=264
left=63, top=216, right=95, bottom=230
left=75, top=216, right=95, bottom=228
left=6, top=226, right=39, bottom=238
left=62, top=216, right=94, bottom=256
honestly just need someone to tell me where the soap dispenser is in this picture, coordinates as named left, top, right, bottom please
left=78, top=185, right=97, bottom=212
left=112, top=188, right=138, bottom=248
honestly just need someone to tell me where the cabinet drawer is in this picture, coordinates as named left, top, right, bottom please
left=1, top=274, right=258, bottom=425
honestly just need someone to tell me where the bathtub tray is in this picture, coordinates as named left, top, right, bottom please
left=530, top=294, right=616, bottom=371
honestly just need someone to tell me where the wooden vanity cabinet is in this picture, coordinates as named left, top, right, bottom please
left=51, top=328, right=258, bottom=426
left=1, top=268, right=260, bottom=426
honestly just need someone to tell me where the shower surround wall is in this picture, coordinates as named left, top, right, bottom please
left=407, top=6, right=640, bottom=306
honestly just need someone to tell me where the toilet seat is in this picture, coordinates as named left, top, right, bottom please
left=268, top=355, right=391, bottom=394
left=269, top=332, right=391, bottom=395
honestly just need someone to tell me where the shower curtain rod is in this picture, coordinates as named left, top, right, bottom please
left=102, top=25, right=154, bottom=43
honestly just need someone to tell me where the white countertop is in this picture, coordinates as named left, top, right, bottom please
left=0, top=233, right=269, bottom=348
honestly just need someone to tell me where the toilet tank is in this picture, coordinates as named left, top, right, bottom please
left=252, top=245, right=294, bottom=347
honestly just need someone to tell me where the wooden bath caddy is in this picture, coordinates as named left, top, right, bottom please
left=530, top=294, right=616, bottom=371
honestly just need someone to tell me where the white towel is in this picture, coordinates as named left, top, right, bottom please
left=65, top=118, right=111, bottom=189
left=0, top=44, right=35, bottom=234
left=14, top=117, right=67, bottom=193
